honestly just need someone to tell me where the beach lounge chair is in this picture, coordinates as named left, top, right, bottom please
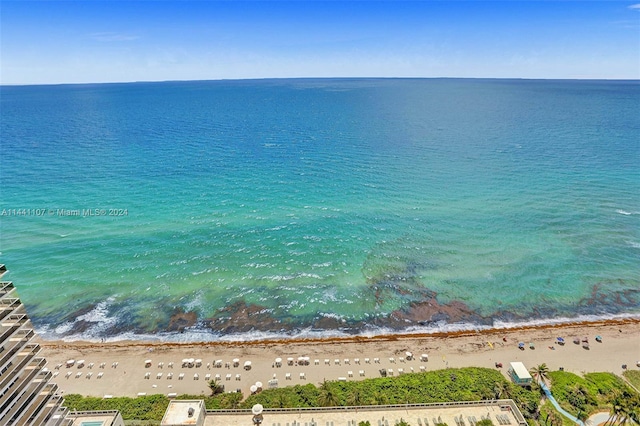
left=335, top=359, right=340, bottom=365
left=179, top=373, right=185, bottom=380
left=52, top=371, right=59, bottom=378
left=398, top=368, right=404, bottom=375
left=235, top=374, right=241, bottom=380
left=75, top=372, right=82, bottom=378
left=158, top=362, right=164, bottom=368
left=324, top=359, right=330, bottom=365
left=64, top=371, right=71, bottom=378
left=144, top=372, right=150, bottom=379
left=205, top=373, right=211, bottom=380
left=167, top=373, right=173, bottom=379
left=359, top=370, right=365, bottom=376
left=97, top=372, right=103, bottom=379
left=215, top=374, right=221, bottom=381
left=389, top=357, right=395, bottom=363
left=99, top=362, right=106, bottom=368
left=157, top=373, right=163, bottom=379
left=355, top=358, right=360, bottom=364
left=365, top=358, right=370, bottom=363
left=420, top=366, right=426, bottom=371
left=86, top=372, right=92, bottom=379
left=300, top=372, right=305, bottom=379
left=194, top=373, right=199, bottom=380
left=315, top=359, right=319, bottom=365
left=344, top=358, right=350, bottom=364
left=348, top=371, right=353, bottom=377
left=374, top=357, right=380, bottom=363
left=388, top=369, right=394, bottom=376
left=88, top=362, right=94, bottom=369
left=225, top=374, right=231, bottom=380
left=286, top=373, right=291, bottom=380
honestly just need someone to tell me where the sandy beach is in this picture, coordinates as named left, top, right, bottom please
left=38, top=319, right=640, bottom=399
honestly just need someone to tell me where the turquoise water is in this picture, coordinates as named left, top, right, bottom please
left=1, top=79, right=638, bottom=341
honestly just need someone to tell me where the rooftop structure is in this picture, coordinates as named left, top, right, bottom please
left=162, top=400, right=206, bottom=426
left=202, top=399, right=527, bottom=426
left=508, top=362, right=532, bottom=386
left=66, top=410, right=125, bottom=426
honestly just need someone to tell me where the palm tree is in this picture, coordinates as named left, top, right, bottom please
left=567, top=383, right=589, bottom=411
left=546, top=411, right=562, bottom=426
left=274, top=391, right=291, bottom=408
left=493, top=381, right=506, bottom=400
left=529, top=363, right=550, bottom=385
left=605, top=389, right=640, bottom=425
left=317, top=380, right=341, bottom=407
left=372, top=390, right=389, bottom=406
left=347, top=387, right=365, bottom=407
left=208, top=379, right=224, bottom=395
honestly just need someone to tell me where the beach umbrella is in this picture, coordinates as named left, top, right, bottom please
left=252, top=404, right=264, bottom=415
left=421, top=354, right=429, bottom=361
left=195, top=359, right=202, bottom=365
left=595, top=335, right=602, bottom=342
left=573, top=337, right=580, bottom=344
left=66, top=359, right=75, bottom=366
left=406, top=351, right=413, bottom=359
left=255, top=381, right=263, bottom=389
left=250, top=385, right=258, bottom=393
left=77, top=360, right=85, bottom=366
left=233, top=358, right=239, bottom=363
left=518, top=342, right=525, bottom=349
left=556, top=337, right=564, bottom=343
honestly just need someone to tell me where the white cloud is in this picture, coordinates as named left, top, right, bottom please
left=90, top=32, right=139, bottom=42
left=628, top=3, right=640, bottom=10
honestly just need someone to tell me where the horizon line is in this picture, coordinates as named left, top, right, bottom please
left=2, top=76, right=640, bottom=88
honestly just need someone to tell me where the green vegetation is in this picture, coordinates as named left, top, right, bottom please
left=622, top=370, right=640, bottom=391
left=63, top=391, right=243, bottom=421
left=241, top=368, right=513, bottom=409
left=62, top=367, right=640, bottom=424
left=546, top=371, right=640, bottom=423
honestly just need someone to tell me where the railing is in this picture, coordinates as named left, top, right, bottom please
left=66, top=409, right=121, bottom=416
left=207, top=399, right=527, bottom=425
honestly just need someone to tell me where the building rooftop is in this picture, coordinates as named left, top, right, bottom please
left=509, top=362, right=532, bottom=380
left=162, top=400, right=206, bottom=425
left=203, top=400, right=526, bottom=426
left=65, top=410, right=124, bottom=426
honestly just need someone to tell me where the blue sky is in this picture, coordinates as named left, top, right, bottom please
left=1, top=1, right=639, bottom=84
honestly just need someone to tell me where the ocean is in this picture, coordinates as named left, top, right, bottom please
left=1, top=78, right=638, bottom=342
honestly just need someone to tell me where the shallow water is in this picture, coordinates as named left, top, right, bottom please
left=1, top=79, right=639, bottom=341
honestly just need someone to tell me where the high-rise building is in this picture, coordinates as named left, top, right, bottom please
left=0, top=265, right=70, bottom=425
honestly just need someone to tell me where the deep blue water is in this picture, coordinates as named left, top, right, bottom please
left=1, top=79, right=638, bottom=342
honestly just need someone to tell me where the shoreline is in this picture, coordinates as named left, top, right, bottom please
left=38, top=316, right=640, bottom=349
left=37, top=317, right=640, bottom=398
